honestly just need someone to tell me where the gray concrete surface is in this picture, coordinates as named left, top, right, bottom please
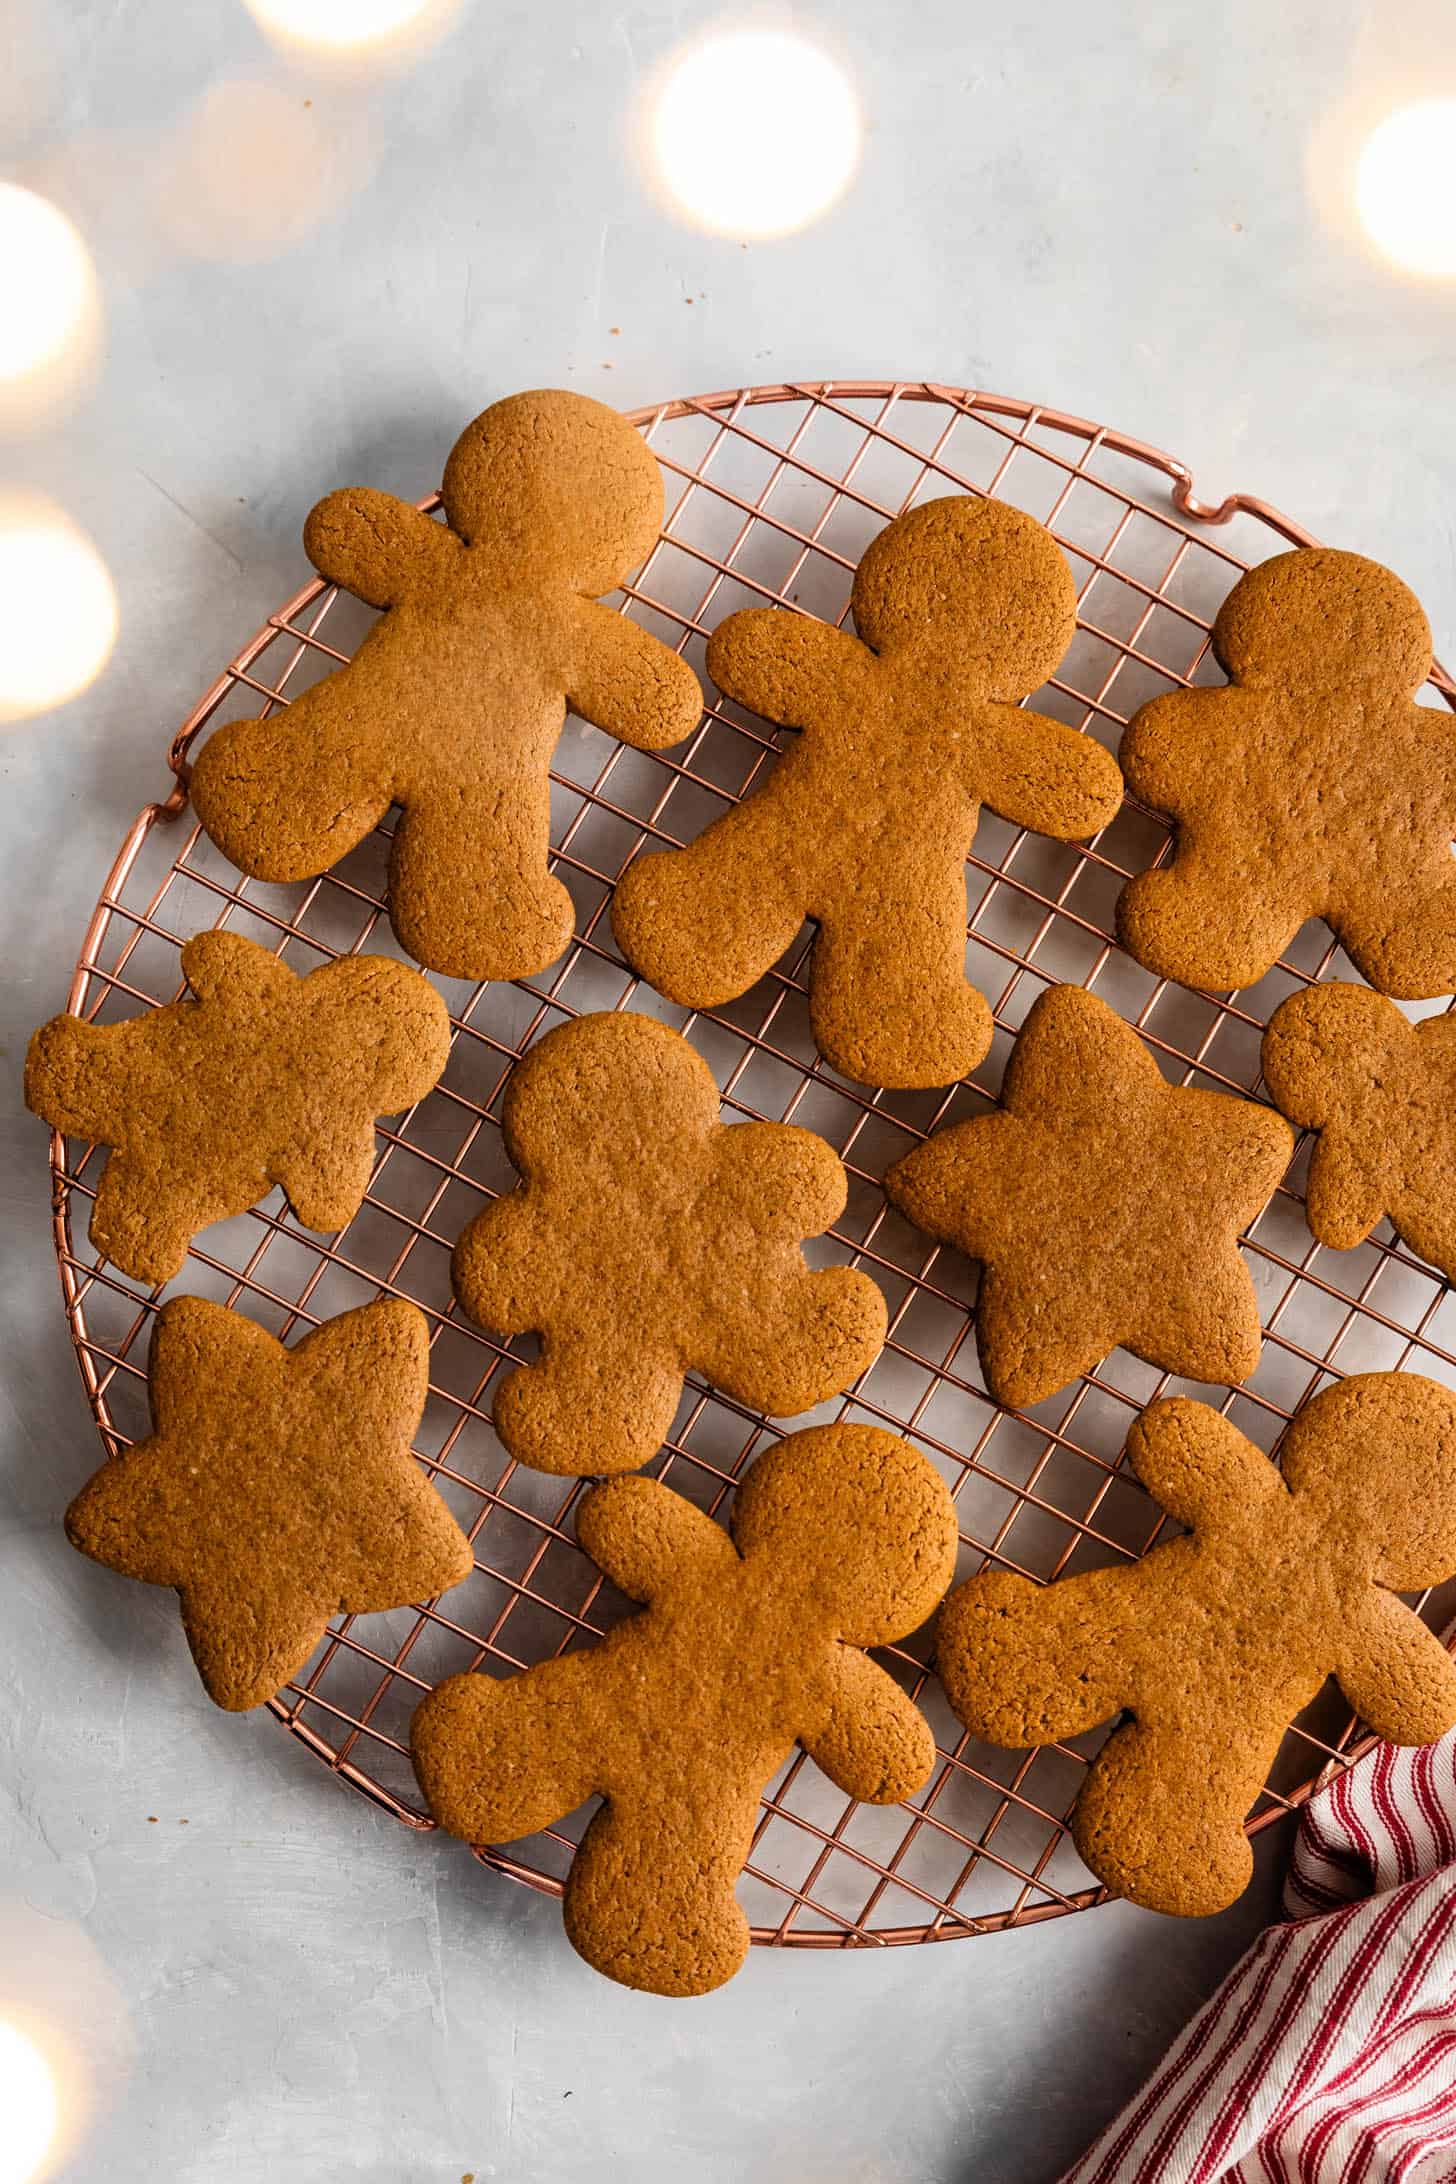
left=2, top=0, right=1453, bottom=2176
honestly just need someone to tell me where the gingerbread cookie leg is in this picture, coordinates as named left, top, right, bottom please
left=389, top=780, right=575, bottom=983
left=800, top=1645, right=936, bottom=1803
left=1338, top=874, right=1456, bottom=1001
left=611, top=804, right=807, bottom=1008
left=811, top=861, right=990, bottom=1088
left=190, top=682, right=394, bottom=885
left=493, top=1333, right=685, bottom=1477
left=1071, top=1714, right=1268, bottom=1917
left=564, top=1785, right=758, bottom=1997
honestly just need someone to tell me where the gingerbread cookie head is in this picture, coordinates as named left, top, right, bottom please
left=731, top=1422, right=957, bottom=1645
left=1116, top=547, right=1454, bottom=998
left=66, top=1296, right=472, bottom=1711
left=850, top=495, right=1076, bottom=696
left=439, top=387, right=663, bottom=592
left=937, top=1376, right=1456, bottom=1916
left=1215, top=549, right=1432, bottom=695
left=1262, top=981, right=1456, bottom=1275
left=189, top=390, right=701, bottom=984
left=413, top=1423, right=958, bottom=1993
left=452, top=1011, right=886, bottom=1475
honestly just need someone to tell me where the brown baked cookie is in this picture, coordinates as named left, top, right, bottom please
left=1117, top=548, right=1456, bottom=995
left=612, top=497, right=1124, bottom=1090
left=937, top=1375, right=1456, bottom=1916
left=412, top=1422, right=957, bottom=1994
left=26, top=931, right=450, bottom=1285
left=1262, top=982, right=1456, bottom=1277
left=66, top=1296, right=472, bottom=1710
left=452, top=1010, right=886, bottom=1474
left=189, top=390, right=703, bottom=981
left=883, top=985, right=1291, bottom=1408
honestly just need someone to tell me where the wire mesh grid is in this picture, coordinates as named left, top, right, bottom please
left=47, top=381, right=1456, bottom=1951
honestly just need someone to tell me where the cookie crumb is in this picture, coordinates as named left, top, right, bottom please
left=147, top=1815, right=158, bottom=1823
left=609, top=326, right=620, bottom=335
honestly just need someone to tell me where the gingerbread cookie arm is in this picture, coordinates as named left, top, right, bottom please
left=576, top=1476, right=739, bottom=1603
left=179, top=929, right=292, bottom=1005
left=566, top=601, right=703, bottom=752
left=565, top=1785, right=757, bottom=1996
left=801, top=1646, right=936, bottom=1804
left=303, top=489, right=461, bottom=610
left=1261, top=986, right=1398, bottom=1246
left=1335, top=1587, right=1456, bottom=1747
left=413, top=1656, right=605, bottom=1844
left=972, top=705, right=1124, bottom=842
left=1117, top=687, right=1218, bottom=818
left=706, top=609, right=869, bottom=727
left=24, top=1011, right=135, bottom=1145
left=1127, top=1398, right=1282, bottom=1532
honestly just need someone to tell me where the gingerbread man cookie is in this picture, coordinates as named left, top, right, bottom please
left=612, top=496, right=1125, bottom=1089
left=884, top=985, right=1291, bottom=1408
left=67, top=1297, right=472, bottom=1710
left=1118, top=548, right=1456, bottom=995
left=413, top=1422, right=958, bottom=1993
left=190, top=390, right=703, bottom=981
left=453, top=1011, right=886, bottom=1474
left=1262, top=982, right=1456, bottom=1279
left=26, top=930, right=450, bottom=1285
left=938, top=1375, right=1456, bottom=1916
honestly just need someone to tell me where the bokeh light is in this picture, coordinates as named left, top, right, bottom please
left=0, top=186, right=101, bottom=423
left=1356, top=100, right=1456, bottom=276
left=0, top=2020, right=58, bottom=2184
left=0, top=498, right=118, bottom=724
left=647, top=28, right=860, bottom=239
left=150, top=76, right=374, bottom=262
left=241, top=0, right=460, bottom=64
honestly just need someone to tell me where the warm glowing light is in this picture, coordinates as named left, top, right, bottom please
left=0, top=185, right=97, bottom=383
left=242, top=0, right=457, bottom=60
left=0, top=500, right=118, bottom=724
left=0, top=2020, right=58, bottom=2184
left=150, top=77, right=374, bottom=262
left=649, top=29, right=860, bottom=238
left=1356, top=100, right=1456, bottom=277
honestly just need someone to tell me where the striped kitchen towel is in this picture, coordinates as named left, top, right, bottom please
left=1064, top=1733, right=1456, bottom=2183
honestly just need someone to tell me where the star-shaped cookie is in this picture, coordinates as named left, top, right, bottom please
left=65, top=1295, right=473, bottom=1709
left=884, top=985, right=1293, bottom=1408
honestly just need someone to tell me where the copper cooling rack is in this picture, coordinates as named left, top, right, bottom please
left=47, top=381, right=1456, bottom=1950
